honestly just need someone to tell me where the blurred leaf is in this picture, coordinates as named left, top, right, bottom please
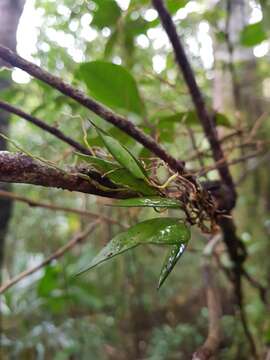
left=104, top=30, right=119, bottom=58
left=158, top=242, right=187, bottom=288
left=166, top=0, right=188, bottom=14
left=77, top=218, right=190, bottom=278
left=215, top=113, right=231, bottom=127
left=110, top=196, right=182, bottom=208
left=77, top=61, right=145, bottom=115
left=91, top=0, right=122, bottom=29
left=240, top=21, right=267, bottom=47
left=37, top=266, right=59, bottom=297
left=157, top=111, right=231, bottom=128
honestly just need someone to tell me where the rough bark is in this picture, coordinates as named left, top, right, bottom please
left=0, top=151, right=137, bottom=198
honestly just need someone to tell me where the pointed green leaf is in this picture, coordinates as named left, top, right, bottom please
left=110, top=197, right=182, bottom=209
left=76, top=61, right=145, bottom=115
left=76, top=153, right=157, bottom=195
left=97, top=129, right=147, bottom=180
left=158, top=242, right=187, bottom=289
left=91, top=0, right=122, bottom=29
left=157, top=111, right=231, bottom=129
left=76, top=218, right=190, bottom=275
left=108, top=169, right=157, bottom=195
left=76, top=153, right=117, bottom=173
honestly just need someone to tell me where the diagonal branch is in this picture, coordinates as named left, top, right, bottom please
left=0, top=221, right=99, bottom=294
left=152, top=0, right=235, bottom=195
left=0, top=99, right=91, bottom=155
left=0, top=45, right=185, bottom=174
left=0, top=151, right=136, bottom=199
left=0, top=189, right=125, bottom=227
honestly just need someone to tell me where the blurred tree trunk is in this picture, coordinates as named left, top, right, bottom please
left=0, top=0, right=25, bottom=272
left=0, top=1, right=25, bottom=355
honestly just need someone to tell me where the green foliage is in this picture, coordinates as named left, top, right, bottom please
left=2, top=0, right=270, bottom=357
left=157, top=111, right=231, bottom=128
left=96, top=126, right=147, bottom=179
left=76, top=153, right=158, bottom=195
left=91, top=0, right=122, bottom=29
left=240, top=21, right=267, bottom=47
left=166, top=0, right=188, bottom=14
left=77, top=217, right=190, bottom=288
left=76, top=61, right=145, bottom=115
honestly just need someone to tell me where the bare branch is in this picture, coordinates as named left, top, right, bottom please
left=152, top=7, right=255, bottom=348
left=196, top=150, right=265, bottom=177
left=0, top=189, right=125, bottom=227
left=0, top=151, right=136, bottom=199
left=0, top=222, right=99, bottom=294
left=192, top=263, right=222, bottom=360
left=0, top=99, right=91, bottom=155
left=0, top=45, right=185, bottom=173
left=152, top=0, right=235, bottom=194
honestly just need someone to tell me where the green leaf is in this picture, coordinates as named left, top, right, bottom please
left=97, top=128, right=147, bottom=180
left=110, top=197, right=182, bottom=209
left=76, top=61, right=145, bottom=115
left=108, top=169, right=157, bottom=195
left=37, top=265, right=59, bottom=297
left=76, top=218, right=190, bottom=276
left=158, top=242, right=186, bottom=289
left=166, top=0, right=188, bottom=14
left=91, top=0, right=122, bottom=29
left=240, top=21, right=267, bottom=47
left=76, top=153, right=116, bottom=173
left=157, top=111, right=231, bottom=128
left=215, top=113, right=231, bottom=127
left=76, top=153, right=157, bottom=195
left=104, top=30, right=119, bottom=58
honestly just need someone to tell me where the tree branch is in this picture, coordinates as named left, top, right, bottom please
left=192, top=263, right=222, bottom=360
left=0, top=221, right=99, bottom=294
left=0, top=189, right=125, bottom=227
left=0, top=99, right=91, bottom=155
left=152, top=5, right=258, bottom=356
left=152, top=0, right=235, bottom=195
left=0, top=45, right=185, bottom=174
left=0, top=151, right=136, bottom=198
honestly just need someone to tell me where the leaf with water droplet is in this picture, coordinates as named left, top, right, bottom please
left=158, top=242, right=188, bottom=289
left=76, top=218, right=190, bottom=276
left=109, top=196, right=182, bottom=209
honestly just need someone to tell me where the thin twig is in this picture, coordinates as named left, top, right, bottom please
left=0, top=221, right=99, bottom=294
left=0, top=45, right=185, bottom=174
left=243, top=269, right=267, bottom=304
left=186, top=125, right=208, bottom=177
left=0, top=189, right=125, bottom=227
left=0, top=99, right=91, bottom=155
left=246, top=111, right=269, bottom=143
left=193, top=236, right=222, bottom=360
left=196, top=150, right=265, bottom=176
left=152, top=0, right=235, bottom=193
